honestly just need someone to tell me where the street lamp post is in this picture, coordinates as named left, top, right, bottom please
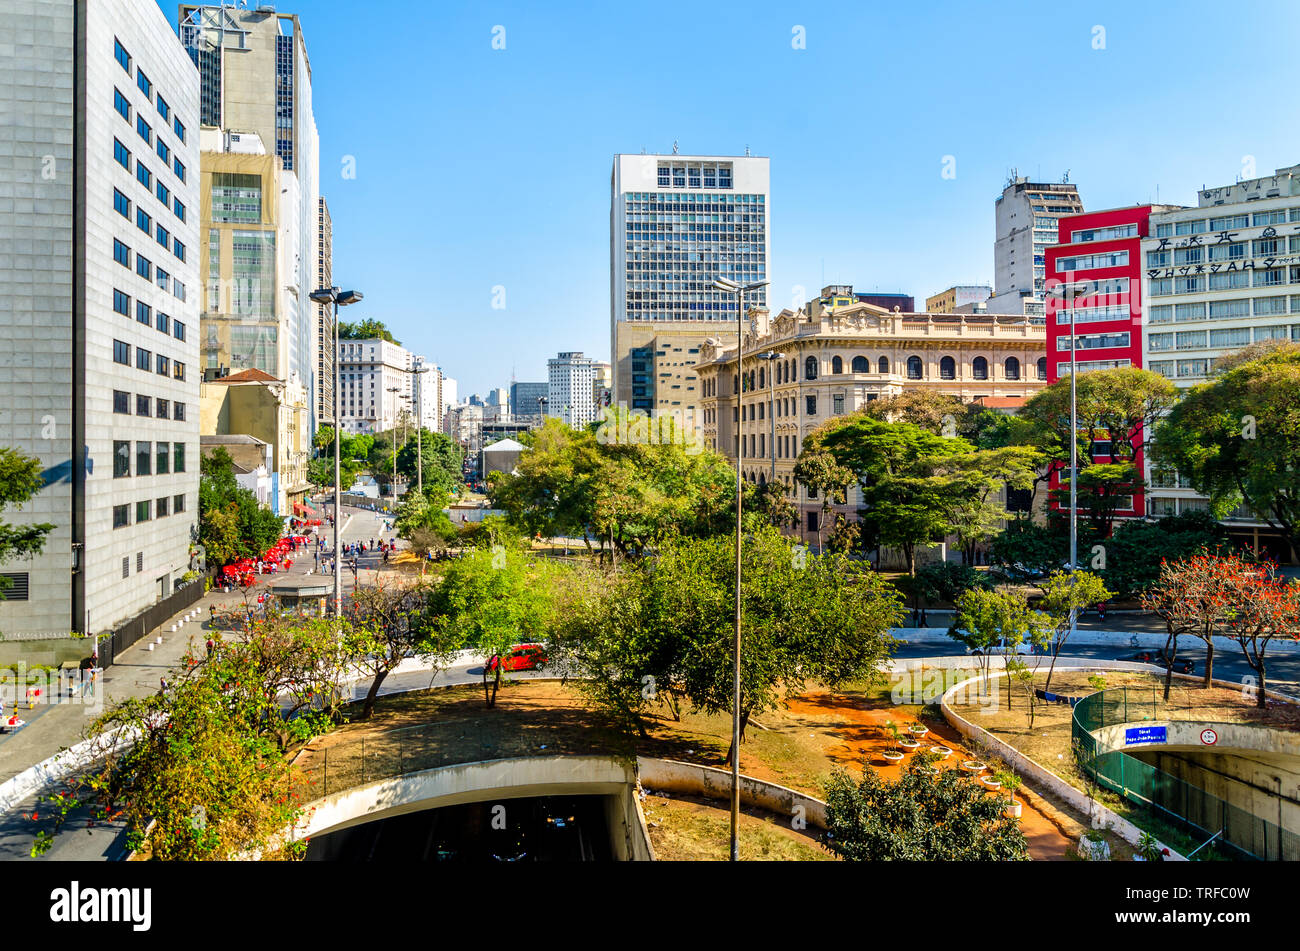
left=1068, top=315, right=1078, bottom=645
left=386, top=385, right=403, bottom=504
left=412, top=363, right=430, bottom=496
left=308, top=286, right=363, bottom=618
left=713, top=275, right=768, bottom=863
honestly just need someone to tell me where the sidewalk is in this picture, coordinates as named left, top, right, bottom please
left=0, top=505, right=397, bottom=786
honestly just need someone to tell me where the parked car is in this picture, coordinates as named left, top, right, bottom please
left=963, top=636, right=1038, bottom=657
left=486, top=643, right=547, bottom=673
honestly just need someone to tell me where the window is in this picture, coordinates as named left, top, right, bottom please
left=173, top=443, right=186, bottom=474
left=136, top=346, right=151, bottom=371
left=136, top=207, right=151, bottom=235
left=1254, top=268, right=1285, bottom=287
left=136, top=68, right=151, bottom=101
left=1175, top=303, right=1205, bottom=322
left=156, top=398, right=169, bottom=419
left=1209, top=214, right=1249, bottom=231
left=806, top=395, right=817, bottom=416
left=1209, top=271, right=1248, bottom=290
left=1176, top=359, right=1209, bottom=378
left=1208, top=242, right=1246, bottom=262
left=1253, top=210, right=1287, bottom=226
left=939, top=356, right=956, bottom=379
left=173, top=117, right=185, bottom=143
left=173, top=320, right=185, bottom=342
left=804, top=356, right=818, bottom=380
left=135, top=394, right=150, bottom=416
left=1004, top=357, right=1021, bottom=380
left=154, top=312, right=169, bottom=335
left=174, top=280, right=185, bottom=302
left=135, top=254, right=151, bottom=280
left=173, top=157, right=186, bottom=183
left=114, top=88, right=131, bottom=122
left=156, top=354, right=169, bottom=376
left=1036, top=357, right=1047, bottom=380
left=173, top=361, right=186, bottom=381
left=1209, top=299, right=1251, bottom=319
left=136, top=442, right=151, bottom=476
left=172, top=238, right=185, bottom=262
left=1209, top=327, right=1250, bottom=347
left=156, top=442, right=169, bottom=474
left=156, top=224, right=169, bottom=249
left=113, top=390, right=129, bottom=414
left=1148, top=304, right=1173, bottom=324
left=173, top=402, right=185, bottom=422
left=156, top=496, right=169, bottom=518
left=174, top=494, right=186, bottom=514
left=156, top=266, right=169, bottom=292
left=136, top=300, right=150, bottom=325
left=851, top=355, right=869, bottom=373
left=1175, top=219, right=1206, bottom=235
left=114, top=138, right=130, bottom=170
left=136, top=500, right=151, bottom=524
left=113, top=440, right=130, bottom=478
left=136, top=114, right=151, bottom=145
left=113, top=504, right=130, bottom=529
left=114, top=38, right=131, bottom=74
left=1175, top=276, right=1204, bottom=294
left=972, top=356, right=988, bottom=380
left=907, top=355, right=923, bottom=379
left=121, top=557, right=130, bottom=579
left=1255, top=296, right=1288, bottom=316
left=1255, top=324, right=1290, bottom=342
left=1175, top=331, right=1207, bottom=350
left=114, top=188, right=130, bottom=219
left=173, top=198, right=185, bottom=222
left=113, top=238, right=130, bottom=268
left=155, top=179, right=169, bottom=207
left=832, top=393, right=845, bottom=415
left=831, top=355, right=843, bottom=374
left=1174, top=247, right=1202, bottom=265
left=156, top=94, right=169, bottom=122
left=113, top=339, right=130, bottom=365
left=878, top=356, right=889, bottom=374
left=113, top=289, right=130, bottom=317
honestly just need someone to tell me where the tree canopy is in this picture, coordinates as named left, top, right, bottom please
left=337, top=319, right=401, bottom=346
left=0, top=446, right=55, bottom=603
left=199, top=447, right=283, bottom=567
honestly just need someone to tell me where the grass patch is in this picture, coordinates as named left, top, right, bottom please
left=642, top=795, right=833, bottom=862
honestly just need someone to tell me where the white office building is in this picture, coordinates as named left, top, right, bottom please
left=1141, top=164, right=1300, bottom=538
left=992, top=174, right=1083, bottom=318
left=547, top=352, right=600, bottom=428
left=610, top=152, right=770, bottom=407
left=336, top=337, right=414, bottom=434
left=0, top=0, right=201, bottom=638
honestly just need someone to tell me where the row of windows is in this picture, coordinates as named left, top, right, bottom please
left=112, top=494, right=188, bottom=529
left=111, top=389, right=186, bottom=421
left=1153, top=207, right=1300, bottom=237
left=1150, top=267, right=1298, bottom=296
left=111, top=440, right=187, bottom=478
left=111, top=338, right=187, bottom=380
left=112, top=137, right=187, bottom=207
left=1055, top=250, right=1129, bottom=272
left=113, top=182, right=186, bottom=253
left=114, top=37, right=186, bottom=142
left=111, top=288, right=186, bottom=340
left=1071, top=223, right=1138, bottom=243
left=1147, top=237, right=1299, bottom=268
left=1148, top=323, right=1300, bottom=352
left=1058, top=332, right=1131, bottom=352
left=1148, top=296, right=1300, bottom=323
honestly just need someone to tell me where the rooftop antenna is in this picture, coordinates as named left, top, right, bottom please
left=745, top=145, right=751, bottom=157
left=672, top=140, right=679, bottom=155
left=1062, top=169, right=1070, bottom=184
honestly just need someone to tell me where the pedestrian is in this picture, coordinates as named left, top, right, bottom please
left=159, top=675, right=168, bottom=693
left=206, top=638, right=214, bottom=657
left=314, top=550, right=320, bottom=569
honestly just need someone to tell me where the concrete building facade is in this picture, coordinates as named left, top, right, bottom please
left=336, top=336, right=414, bottom=434
left=0, top=0, right=201, bottom=637
left=316, top=195, right=332, bottom=425
left=926, top=284, right=992, bottom=314
left=993, top=174, right=1083, bottom=317
left=547, top=352, right=600, bottom=428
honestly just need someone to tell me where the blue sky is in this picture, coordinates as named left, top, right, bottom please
left=162, top=0, right=1300, bottom=396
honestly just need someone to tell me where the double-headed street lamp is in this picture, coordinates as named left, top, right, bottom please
left=713, top=275, right=768, bottom=863
left=308, top=286, right=363, bottom=619
left=386, top=386, right=405, bottom=503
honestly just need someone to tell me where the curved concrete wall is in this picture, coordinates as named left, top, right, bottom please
left=1094, top=721, right=1300, bottom=759
left=636, top=757, right=827, bottom=830
left=294, top=755, right=653, bottom=861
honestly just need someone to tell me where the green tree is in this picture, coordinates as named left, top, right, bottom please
left=1020, top=367, right=1177, bottom=538
left=396, top=429, right=464, bottom=494
left=949, top=587, right=1050, bottom=697
left=0, top=446, right=55, bottom=602
left=1038, top=569, right=1112, bottom=693
left=338, top=319, right=401, bottom=346
left=792, top=444, right=854, bottom=551
left=199, top=447, right=282, bottom=567
left=823, top=763, right=1029, bottom=861
left=1099, top=511, right=1226, bottom=598
left=586, top=526, right=903, bottom=763
left=1151, top=342, right=1300, bottom=561
left=429, top=540, right=556, bottom=706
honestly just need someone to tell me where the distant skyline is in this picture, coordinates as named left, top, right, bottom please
left=157, top=0, right=1300, bottom=395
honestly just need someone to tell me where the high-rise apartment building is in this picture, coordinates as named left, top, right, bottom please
left=336, top=337, right=414, bottom=434
left=316, top=196, right=332, bottom=425
left=547, top=352, right=600, bottom=428
left=991, top=174, right=1083, bottom=317
left=179, top=4, right=319, bottom=429
left=610, top=152, right=770, bottom=424
left=0, top=0, right=201, bottom=637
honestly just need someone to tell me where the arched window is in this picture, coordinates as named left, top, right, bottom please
left=1005, top=357, right=1021, bottom=380
left=1036, top=357, right=1047, bottom=380
left=832, top=355, right=843, bottom=374
left=733, top=374, right=739, bottom=392
left=940, top=356, right=956, bottom=380
left=906, top=355, right=923, bottom=379
left=973, top=356, right=988, bottom=380
left=758, top=366, right=765, bottom=388
left=805, top=356, right=818, bottom=380
left=851, top=355, right=869, bottom=373
left=878, top=356, right=889, bottom=374
left=758, top=402, right=764, bottom=420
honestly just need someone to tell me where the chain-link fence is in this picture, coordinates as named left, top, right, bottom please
left=1074, top=688, right=1299, bottom=860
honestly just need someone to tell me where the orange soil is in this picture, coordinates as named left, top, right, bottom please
left=779, top=691, right=1073, bottom=860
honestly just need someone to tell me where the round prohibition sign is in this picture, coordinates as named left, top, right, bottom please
left=1200, top=728, right=1218, bottom=746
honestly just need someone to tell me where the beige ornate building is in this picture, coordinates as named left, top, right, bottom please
left=695, top=301, right=1048, bottom=540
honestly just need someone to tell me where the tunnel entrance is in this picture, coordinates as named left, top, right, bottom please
left=305, top=794, right=615, bottom=862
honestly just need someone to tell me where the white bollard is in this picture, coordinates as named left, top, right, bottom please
left=170, top=624, right=177, bottom=632
left=155, top=635, right=163, bottom=644
left=146, top=643, right=154, bottom=652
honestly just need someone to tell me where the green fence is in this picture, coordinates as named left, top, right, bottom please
left=1073, top=688, right=1299, bottom=861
